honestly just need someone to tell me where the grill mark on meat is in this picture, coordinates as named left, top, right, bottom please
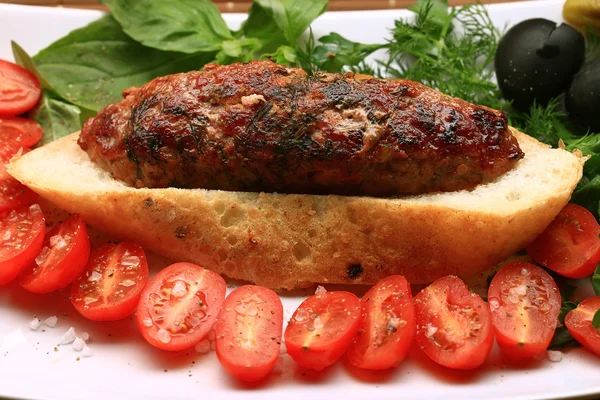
left=78, top=60, right=524, bottom=196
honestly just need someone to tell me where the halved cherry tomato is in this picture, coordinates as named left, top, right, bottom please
left=346, top=275, right=415, bottom=370
left=0, top=204, right=44, bottom=284
left=215, top=285, right=283, bottom=382
left=71, top=242, right=149, bottom=321
left=136, top=262, right=226, bottom=351
left=19, top=214, right=90, bottom=294
left=284, top=290, right=361, bottom=371
left=414, top=276, right=493, bottom=370
left=488, top=262, right=561, bottom=360
left=0, top=117, right=43, bottom=148
left=527, top=204, right=600, bottom=278
left=0, top=143, right=37, bottom=212
left=565, top=296, right=600, bottom=357
left=0, top=60, right=41, bottom=117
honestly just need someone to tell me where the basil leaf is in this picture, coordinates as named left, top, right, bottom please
left=549, top=300, right=580, bottom=348
left=571, top=175, right=600, bottom=218
left=215, top=38, right=264, bottom=64
left=593, top=265, right=600, bottom=296
left=262, top=45, right=298, bottom=65
left=11, top=41, right=51, bottom=89
left=31, top=91, right=82, bottom=146
left=592, top=264, right=600, bottom=296
left=242, top=2, right=287, bottom=50
left=549, top=326, right=576, bottom=348
left=311, top=33, right=385, bottom=73
left=33, top=16, right=214, bottom=112
left=103, top=0, right=232, bottom=54
left=244, top=0, right=327, bottom=45
left=593, top=309, right=600, bottom=329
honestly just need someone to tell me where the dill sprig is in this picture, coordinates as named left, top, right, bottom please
left=384, top=0, right=503, bottom=109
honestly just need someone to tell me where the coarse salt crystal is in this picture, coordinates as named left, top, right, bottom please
left=521, top=268, right=531, bottom=276
left=81, top=345, right=93, bottom=358
left=29, top=204, right=41, bottom=214
left=142, top=318, right=153, bottom=327
left=72, top=337, right=86, bottom=351
left=547, top=350, right=563, bottom=362
left=7, top=210, right=18, bottom=221
left=195, top=339, right=211, bottom=354
left=119, top=279, right=136, bottom=288
left=61, top=327, right=77, bottom=344
left=313, top=317, right=324, bottom=329
left=54, top=237, right=67, bottom=250
left=2, top=230, right=12, bottom=241
left=44, top=316, right=58, bottom=328
left=29, top=317, right=41, bottom=331
left=489, top=298, right=500, bottom=310
left=120, top=255, right=140, bottom=266
left=35, top=247, right=51, bottom=266
left=157, top=329, right=171, bottom=344
left=89, top=271, right=102, bottom=282
left=79, top=332, right=90, bottom=342
left=315, top=285, right=327, bottom=297
left=388, top=317, right=406, bottom=329
left=171, top=280, right=187, bottom=296
left=425, top=323, right=438, bottom=338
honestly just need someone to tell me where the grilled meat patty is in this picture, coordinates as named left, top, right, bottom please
left=78, top=60, right=524, bottom=196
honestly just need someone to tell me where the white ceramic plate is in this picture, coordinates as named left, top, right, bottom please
left=1, top=2, right=599, bottom=399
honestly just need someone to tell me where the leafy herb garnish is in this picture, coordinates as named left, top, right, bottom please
left=593, top=265, right=600, bottom=296
left=593, top=309, right=600, bottom=330
left=550, top=300, right=580, bottom=348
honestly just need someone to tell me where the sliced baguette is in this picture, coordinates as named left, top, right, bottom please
left=8, top=129, right=584, bottom=290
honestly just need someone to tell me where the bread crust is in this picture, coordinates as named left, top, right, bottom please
left=8, top=129, right=584, bottom=290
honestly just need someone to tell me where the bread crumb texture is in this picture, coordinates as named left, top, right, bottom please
left=8, top=129, right=584, bottom=290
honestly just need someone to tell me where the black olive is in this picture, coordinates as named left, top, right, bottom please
left=495, top=19, right=585, bottom=111
left=566, top=58, right=600, bottom=133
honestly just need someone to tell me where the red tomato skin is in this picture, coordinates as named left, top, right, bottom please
left=71, top=242, right=149, bottom=321
left=488, top=262, right=561, bottom=361
left=527, top=204, right=600, bottom=278
left=0, top=60, right=41, bottom=117
left=346, top=275, right=415, bottom=370
left=0, top=177, right=39, bottom=213
left=0, top=144, right=38, bottom=212
left=565, top=297, right=600, bottom=357
left=215, top=285, right=284, bottom=382
left=136, top=262, right=227, bottom=352
left=0, top=204, right=45, bottom=285
left=19, top=214, right=91, bottom=294
left=284, top=291, right=362, bottom=371
left=414, top=276, right=494, bottom=370
left=0, top=117, right=43, bottom=148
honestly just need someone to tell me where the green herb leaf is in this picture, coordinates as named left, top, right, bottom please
left=11, top=41, right=51, bottom=89
left=593, top=309, right=600, bottom=329
left=571, top=175, right=600, bottom=219
left=550, top=300, right=580, bottom=348
left=214, top=38, right=264, bottom=64
left=243, top=0, right=327, bottom=46
left=550, top=326, right=577, bottom=348
left=103, top=0, right=232, bottom=54
left=33, top=16, right=215, bottom=112
left=386, top=0, right=502, bottom=108
left=262, top=45, right=298, bottom=65
left=593, top=265, right=600, bottom=297
left=242, top=2, right=288, bottom=50
left=310, top=33, right=385, bottom=73
left=30, top=91, right=82, bottom=146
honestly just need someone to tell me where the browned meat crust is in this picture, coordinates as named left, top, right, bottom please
left=78, top=60, right=523, bottom=196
